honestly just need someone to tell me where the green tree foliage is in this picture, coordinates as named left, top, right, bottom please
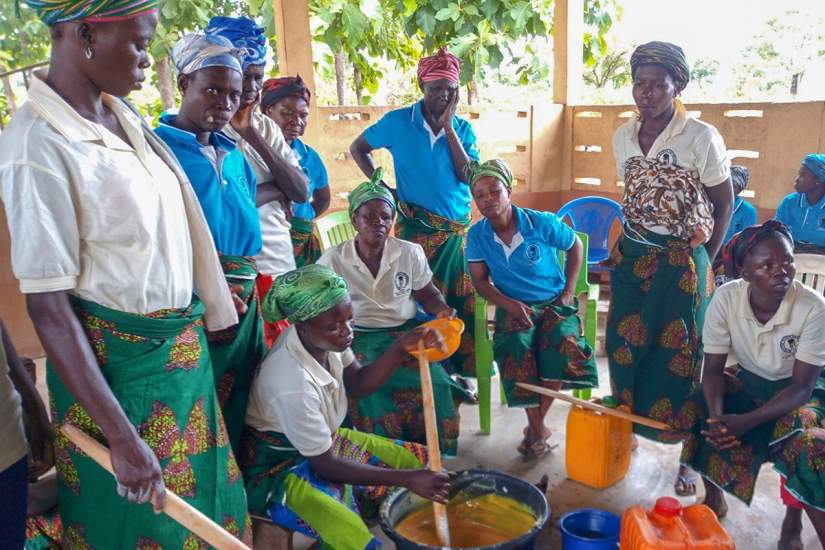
left=690, top=57, right=719, bottom=90
left=0, top=2, right=50, bottom=70
left=583, top=49, right=629, bottom=89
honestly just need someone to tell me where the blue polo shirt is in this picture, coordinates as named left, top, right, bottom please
left=466, top=206, right=577, bottom=302
left=363, top=100, right=480, bottom=220
left=723, top=197, right=758, bottom=244
left=290, top=138, right=329, bottom=220
left=775, top=191, right=825, bottom=246
left=155, top=114, right=262, bottom=256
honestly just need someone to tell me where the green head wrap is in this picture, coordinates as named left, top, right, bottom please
left=348, top=167, right=395, bottom=218
left=20, top=0, right=158, bottom=26
left=468, top=159, right=513, bottom=190
left=262, top=265, right=349, bottom=323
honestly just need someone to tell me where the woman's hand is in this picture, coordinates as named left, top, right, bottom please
left=701, top=417, right=741, bottom=450
left=109, top=433, right=166, bottom=513
left=438, top=89, right=459, bottom=130
left=24, top=403, right=54, bottom=480
left=229, top=283, right=248, bottom=315
left=403, top=469, right=451, bottom=504
left=393, top=326, right=446, bottom=357
left=435, top=308, right=457, bottom=320
left=553, top=291, right=575, bottom=308
left=716, top=413, right=756, bottom=439
left=229, top=94, right=259, bottom=138
left=504, top=300, right=533, bottom=331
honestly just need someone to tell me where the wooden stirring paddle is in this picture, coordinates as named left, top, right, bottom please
left=61, top=424, right=251, bottom=550
left=417, top=340, right=452, bottom=547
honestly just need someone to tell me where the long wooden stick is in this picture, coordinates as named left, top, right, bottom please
left=516, top=383, right=670, bottom=430
left=61, top=425, right=251, bottom=550
left=418, top=341, right=451, bottom=547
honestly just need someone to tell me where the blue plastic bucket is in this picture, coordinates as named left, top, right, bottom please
left=558, top=508, right=620, bottom=549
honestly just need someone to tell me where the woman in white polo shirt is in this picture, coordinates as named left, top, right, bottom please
left=607, top=41, right=734, bottom=496
left=240, top=265, right=449, bottom=550
left=677, top=221, right=825, bottom=545
left=317, top=172, right=472, bottom=457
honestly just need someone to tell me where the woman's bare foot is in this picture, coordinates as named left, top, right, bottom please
left=675, top=464, right=698, bottom=496
left=702, top=479, right=728, bottom=519
left=778, top=507, right=804, bottom=550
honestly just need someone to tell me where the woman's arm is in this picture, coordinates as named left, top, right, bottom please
left=412, top=282, right=453, bottom=317
left=308, top=450, right=449, bottom=502
left=468, top=261, right=533, bottom=329
left=704, top=178, right=734, bottom=261
left=440, top=94, right=471, bottom=182
left=311, top=186, right=331, bottom=218
left=343, top=328, right=444, bottom=398
left=1, top=319, right=53, bottom=477
left=556, top=235, right=583, bottom=306
left=26, top=292, right=165, bottom=511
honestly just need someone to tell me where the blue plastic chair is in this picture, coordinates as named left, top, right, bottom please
left=556, top=196, right=624, bottom=265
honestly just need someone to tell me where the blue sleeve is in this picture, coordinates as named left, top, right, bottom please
left=774, top=195, right=792, bottom=224
left=457, top=119, right=480, bottom=161
left=743, top=201, right=757, bottom=227
left=363, top=111, right=396, bottom=150
left=465, top=224, right=485, bottom=262
left=243, top=156, right=257, bottom=196
left=540, top=211, right=576, bottom=251
left=313, top=149, right=329, bottom=189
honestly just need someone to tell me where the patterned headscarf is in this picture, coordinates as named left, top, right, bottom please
left=630, top=41, right=690, bottom=92
left=348, top=168, right=395, bottom=217
left=468, top=159, right=513, bottom=190
left=730, top=165, right=750, bottom=194
left=261, top=76, right=312, bottom=111
left=714, top=220, right=794, bottom=280
left=173, top=33, right=243, bottom=76
left=802, top=154, right=825, bottom=184
left=262, top=265, right=349, bottom=323
left=21, top=0, right=158, bottom=25
left=417, top=48, right=461, bottom=84
left=205, top=16, right=267, bottom=71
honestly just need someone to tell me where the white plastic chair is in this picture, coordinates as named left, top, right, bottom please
left=794, top=253, right=825, bottom=296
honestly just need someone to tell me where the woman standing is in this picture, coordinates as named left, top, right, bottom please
left=0, top=2, right=249, bottom=546
left=261, top=76, right=331, bottom=266
left=155, top=33, right=266, bottom=452
left=607, top=41, right=733, bottom=495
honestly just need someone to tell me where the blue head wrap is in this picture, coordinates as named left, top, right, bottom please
left=802, top=154, right=825, bottom=184
left=172, top=33, right=243, bottom=76
left=205, top=16, right=267, bottom=71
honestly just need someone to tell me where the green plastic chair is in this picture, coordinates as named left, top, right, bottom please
left=315, top=210, right=356, bottom=251
left=474, top=230, right=599, bottom=434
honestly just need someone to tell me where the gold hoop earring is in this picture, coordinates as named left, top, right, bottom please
left=84, top=46, right=93, bottom=60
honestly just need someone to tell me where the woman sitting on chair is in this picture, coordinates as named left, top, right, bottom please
left=240, top=265, right=449, bottom=550
left=677, top=221, right=825, bottom=547
left=466, top=159, right=598, bottom=458
left=317, top=172, right=473, bottom=457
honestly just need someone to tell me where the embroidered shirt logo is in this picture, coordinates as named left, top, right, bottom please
left=656, top=148, right=678, bottom=167
left=394, top=271, right=411, bottom=296
left=780, top=334, right=799, bottom=357
left=525, top=243, right=542, bottom=264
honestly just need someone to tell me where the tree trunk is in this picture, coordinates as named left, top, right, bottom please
left=353, top=64, right=363, bottom=105
left=790, top=72, right=801, bottom=96
left=1, top=75, right=16, bottom=114
left=466, top=78, right=479, bottom=105
left=156, top=56, right=176, bottom=111
left=333, top=49, right=346, bottom=106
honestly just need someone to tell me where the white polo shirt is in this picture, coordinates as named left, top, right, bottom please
left=245, top=325, right=355, bottom=457
left=223, top=113, right=300, bottom=277
left=0, top=73, right=194, bottom=313
left=703, top=279, right=825, bottom=381
left=317, top=236, right=433, bottom=328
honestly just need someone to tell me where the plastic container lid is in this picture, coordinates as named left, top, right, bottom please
left=653, top=497, right=683, bottom=518
left=408, top=317, right=465, bottom=362
left=602, top=396, right=619, bottom=408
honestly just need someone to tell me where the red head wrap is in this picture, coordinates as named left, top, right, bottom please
left=417, top=48, right=460, bottom=84
left=261, top=75, right=312, bottom=111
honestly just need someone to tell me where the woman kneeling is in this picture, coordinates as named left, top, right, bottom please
left=240, top=265, right=449, bottom=550
left=466, top=160, right=598, bottom=458
left=678, top=222, right=825, bottom=544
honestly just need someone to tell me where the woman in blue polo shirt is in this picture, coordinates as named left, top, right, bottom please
left=723, top=165, right=758, bottom=245
left=775, top=153, right=825, bottom=250
left=261, top=76, right=330, bottom=267
left=155, top=33, right=266, bottom=453
left=465, top=160, right=598, bottom=458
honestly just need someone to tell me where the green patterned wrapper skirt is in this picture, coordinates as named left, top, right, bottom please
left=290, top=217, right=322, bottom=268
left=494, top=299, right=598, bottom=407
left=349, top=320, right=473, bottom=457
left=678, top=366, right=825, bottom=508
left=397, top=202, right=476, bottom=377
left=210, top=255, right=267, bottom=452
left=240, top=426, right=426, bottom=550
left=49, top=297, right=251, bottom=548
left=606, top=226, right=714, bottom=441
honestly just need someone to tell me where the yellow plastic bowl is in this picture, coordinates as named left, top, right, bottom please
left=409, top=317, right=465, bottom=362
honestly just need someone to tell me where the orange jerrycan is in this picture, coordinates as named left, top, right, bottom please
left=565, top=396, right=632, bottom=489
left=621, top=497, right=735, bottom=549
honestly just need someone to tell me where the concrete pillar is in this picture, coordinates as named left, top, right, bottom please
left=552, top=0, right=584, bottom=105
left=271, top=0, right=319, bottom=140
